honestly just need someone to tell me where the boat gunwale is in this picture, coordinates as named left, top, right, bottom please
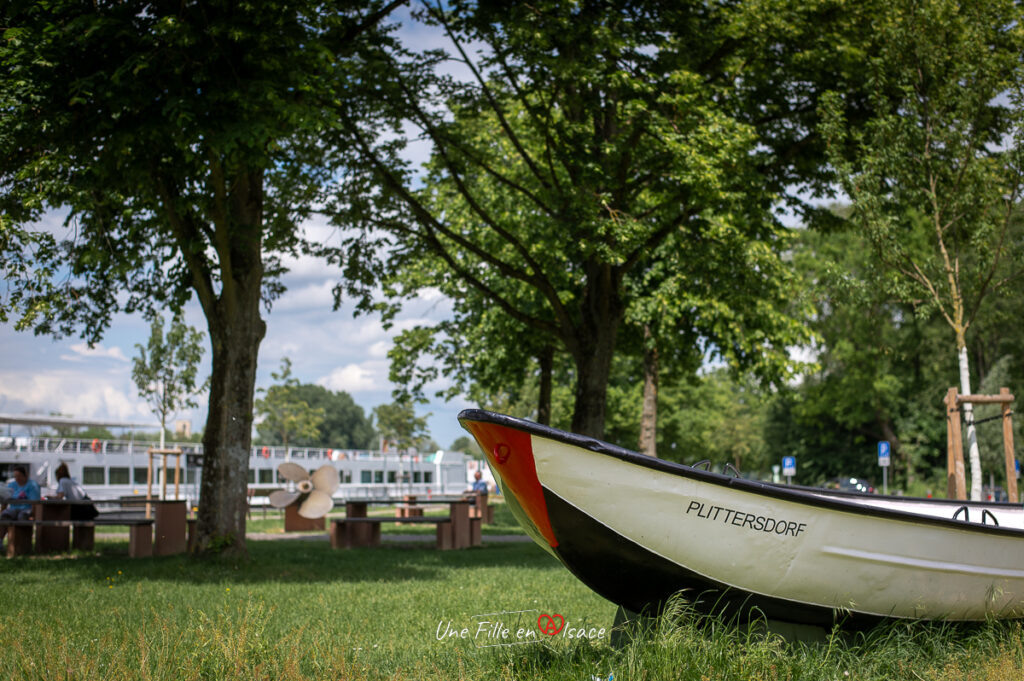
left=458, top=408, right=1024, bottom=539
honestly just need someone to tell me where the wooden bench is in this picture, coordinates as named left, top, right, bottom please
left=468, top=492, right=494, bottom=524
left=0, top=518, right=155, bottom=558
left=330, top=515, right=482, bottom=551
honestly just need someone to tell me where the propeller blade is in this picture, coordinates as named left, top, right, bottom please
left=277, top=462, right=309, bottom=483
left=310, top=465, right=340, bottom=495
left=297, top=489, right=334, bottom=518
left=268, top=489, right=301, bottom=508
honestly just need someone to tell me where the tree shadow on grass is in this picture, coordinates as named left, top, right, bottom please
left=1, top=539, right=563, bottom=586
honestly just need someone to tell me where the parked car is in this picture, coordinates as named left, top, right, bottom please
left=824, top=476, right=876, bottom=494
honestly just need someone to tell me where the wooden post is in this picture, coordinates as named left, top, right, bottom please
left=947, top=389, right=1016, bottom=502
left=146, top=449, right=154, bottom=519
left=161, top=452, right=168, bottom=500
left=174, top=452, right=181, bottom=500
left=946, top=388, right=967, bottom=500
left=1002, top=387, right=1018, bottom=503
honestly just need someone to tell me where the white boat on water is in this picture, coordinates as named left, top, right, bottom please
left=459, top=409, right=1024, bottom=625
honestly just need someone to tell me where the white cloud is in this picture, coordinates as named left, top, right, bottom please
left=60, top=342, right=129, bottom=363
left=0, top=370, right=156, bottom=424
left=317, top=362, right=387, bottom=393
left=368, top=340, right=391, bottom=359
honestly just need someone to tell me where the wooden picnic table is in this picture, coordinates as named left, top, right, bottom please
left=332, top=497, right=480, bottom=550
left=1, top=497, right=186, bottom=558
left=118, top=497, right=188, bottom=555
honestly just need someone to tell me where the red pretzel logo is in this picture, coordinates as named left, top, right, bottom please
left=536, top=613, right=564, bottom=636
left=493, top=442, right=512, bottom=464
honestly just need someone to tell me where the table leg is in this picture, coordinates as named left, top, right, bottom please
left=8, top=525, right=33, bottom=557
left=34, top=502, right=70, bottom=553
left=154, top=501, right=187, bottom=555
left=449, top=502, right=470, bottom=549
left=73, top=525, right=95, bottom=551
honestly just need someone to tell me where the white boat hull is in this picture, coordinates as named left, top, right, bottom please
left=460, top=410, right=1024, bottom=624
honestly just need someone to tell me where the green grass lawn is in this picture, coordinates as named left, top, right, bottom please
left=1, top=537, right=1022, bottom=680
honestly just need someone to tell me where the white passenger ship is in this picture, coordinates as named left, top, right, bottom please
left=0, top=414, right=474, bottom=506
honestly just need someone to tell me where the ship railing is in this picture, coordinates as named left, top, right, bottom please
left=0, top=437, right=199, bottom=455
left=1, top=436, right=432, bottom=464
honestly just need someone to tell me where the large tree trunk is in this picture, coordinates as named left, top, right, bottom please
left=637, top=325, right=658, bottom=457
left=569, top=264, right=622, bottom=438
left=959, top=345, right=983, bottom=501
left=571, top=342, right=616, bottom=438
left=194, top=168, right=267, bottom=555
left=537, top=345, right=553, bottom=425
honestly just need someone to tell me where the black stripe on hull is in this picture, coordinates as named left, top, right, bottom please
left=543, top=488, right=884, bottom=628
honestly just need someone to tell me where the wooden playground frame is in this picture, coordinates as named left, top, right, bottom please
left=945, top=387, right=1017, bottom=502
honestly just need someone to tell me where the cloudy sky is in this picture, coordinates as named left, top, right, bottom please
left=0, top=7, right=481, bottom=449
left=0, top=210, right=473, bottom=448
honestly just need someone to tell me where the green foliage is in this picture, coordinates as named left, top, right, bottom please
left=282, top=383, right=375, bottom=449
left=254, top=358, right=325, bottom=448
left=74, top=426, right=115, bottom=441
left=819, top=0, right=1024, bottom=496
left=0, top=0, right=394, bottom=337
left=335, top=0, right=827, bottom=437
left=821, top=0, right=1024, bottom=347
left=449, top=435, right=482, bottom=457
left=0, top=216, right=62, bottom=331
left=131, top=312, right=207, bottom=438
left=372, top=400, right=431, bottom=452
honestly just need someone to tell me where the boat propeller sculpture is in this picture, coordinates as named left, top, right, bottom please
left=268, top=462, right=339, bottom=518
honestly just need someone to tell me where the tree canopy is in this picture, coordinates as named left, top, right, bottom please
left=254, top=358, right=325, bottom=449
left=0, top=0, right=402, bottom=554
left=256, top=378, right=375, bottom=449
left=331, top=0, right=861, bottom=438
left=821, top=0, right=1024, bottom=499
left=131, top=312, right=207, bottom=449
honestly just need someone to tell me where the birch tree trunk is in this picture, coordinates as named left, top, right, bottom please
left=959, top=345, right=983, bottom=501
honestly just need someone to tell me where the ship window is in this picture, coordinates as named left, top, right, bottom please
left=413, top=472, right=422, bottom=483
left=374, top=471, right=383, bottom=483
left=424, top=472, right=432, bottom=484
left=108, top=467, right=129, bottom=485
left=134, top=468, right=148, bottom=485
left=247, top=469, right=255, bottom=484
left=387, top=471, right=396, bottom=483
left=186, top=469, right=197, bottom=484
left=344, top=472, right=352, bottom=483
left=82, top=467, right=105, bottom=485
left=360, top=470, right=371, bottom=484
left=258, top=469, right=274, bottom=484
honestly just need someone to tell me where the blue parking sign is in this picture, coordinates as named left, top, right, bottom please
left=782, top=456, right=796, bottom=477
left=878, top=441, right=891, bottom=467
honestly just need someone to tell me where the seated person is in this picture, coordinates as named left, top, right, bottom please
left=469, top=470, right=488, bottom=496
left=0, top=464, right=41, bottom=545
left=53, top=462, right=98, bottom=520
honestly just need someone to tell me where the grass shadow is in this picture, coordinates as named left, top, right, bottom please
left=1, top=537, right=562, bottom=586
